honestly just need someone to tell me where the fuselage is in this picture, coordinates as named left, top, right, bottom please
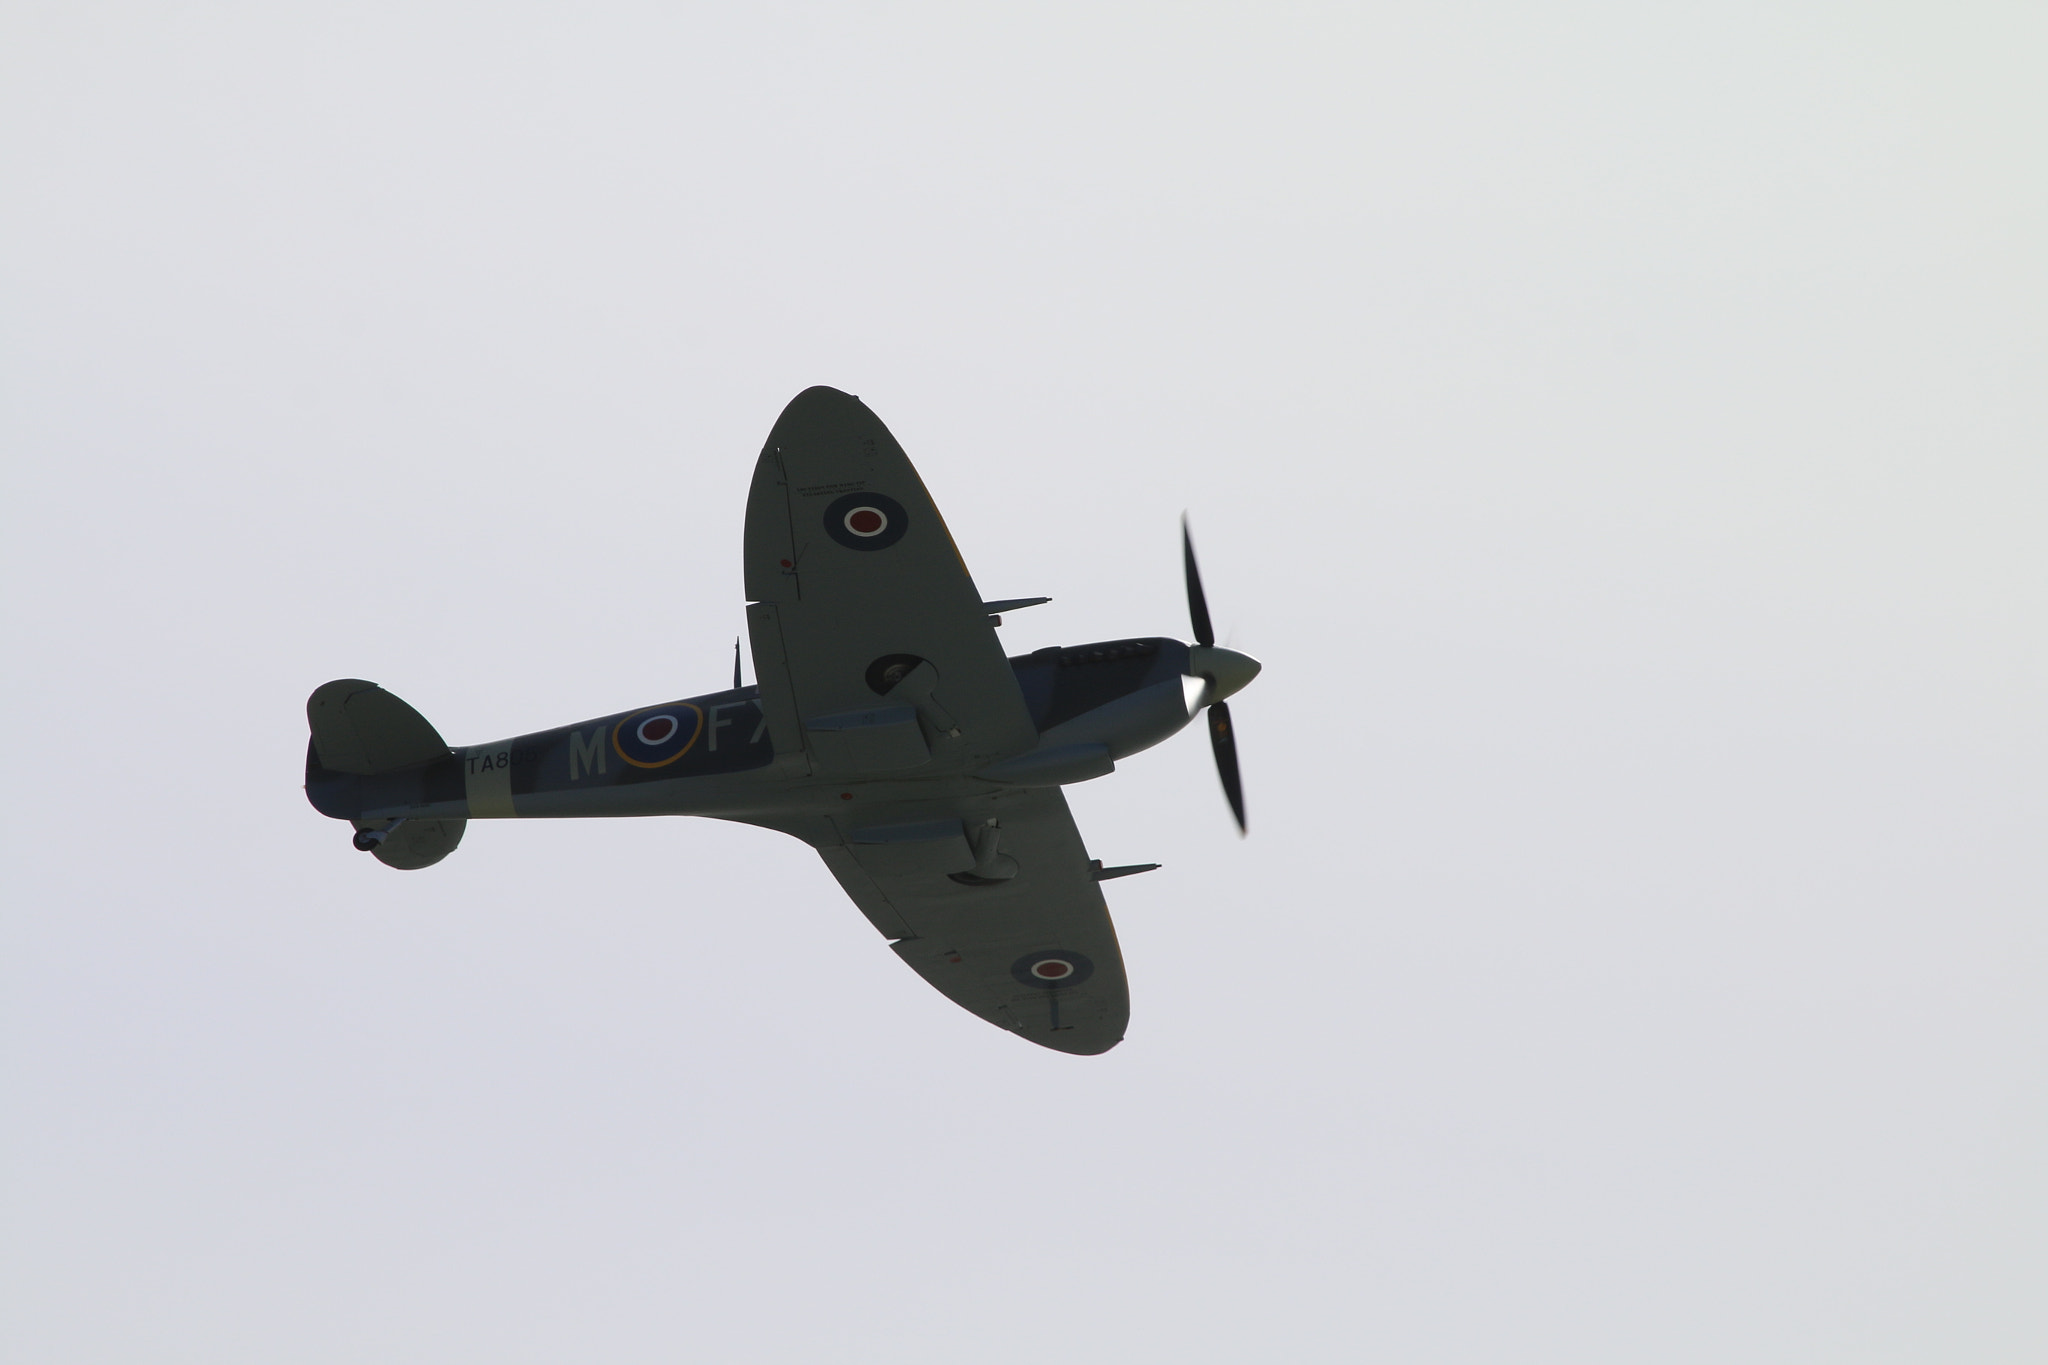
left=305, top=637, right=1214, bottom=827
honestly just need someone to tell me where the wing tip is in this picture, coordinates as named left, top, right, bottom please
left=1024, top=1026, right=1126, bottom=1057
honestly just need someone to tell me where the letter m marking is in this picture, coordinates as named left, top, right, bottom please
left=570, top=727, right=607, bottom=781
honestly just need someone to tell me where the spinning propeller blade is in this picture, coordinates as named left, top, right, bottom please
left=1182, top=517, right=1257, bottom=835
left=1207, top=700, right=1246, bottom=834
left=1182, top=516, right=1215, bottom=648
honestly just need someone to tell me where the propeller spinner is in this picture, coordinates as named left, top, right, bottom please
left=1182, top=517, right=1261, bottom=834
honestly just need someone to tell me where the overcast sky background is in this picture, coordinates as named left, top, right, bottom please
left=5, top=4, right=2044, bottom=1362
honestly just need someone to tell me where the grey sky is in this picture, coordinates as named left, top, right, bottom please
left=5, top=4, right=2044, bottom=1362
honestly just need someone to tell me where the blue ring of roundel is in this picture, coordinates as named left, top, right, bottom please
left=612, top=704, right=706, bottom=769
left=1010, top=950, right=1096, bottom=990
left=823, top=491, right=909, bottom=551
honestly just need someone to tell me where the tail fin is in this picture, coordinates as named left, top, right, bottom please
left=307, top=679, right=449, bottom=773
left=306, top=680, right=465, bottom=870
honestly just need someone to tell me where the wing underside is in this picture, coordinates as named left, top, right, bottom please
left=742, top=386, right=1037, bottom=773
left=814, top=787, right=1129, bottom=1055
left=737, top=388, right=1126, bottom=1054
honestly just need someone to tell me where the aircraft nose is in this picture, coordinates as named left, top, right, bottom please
left=1187, top=645, right=1262, bottom=703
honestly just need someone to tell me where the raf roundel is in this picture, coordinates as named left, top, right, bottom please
left=612, top=703, right=705, bottom=769
left=1011, top=950, right=1096, bottom=990
left=823, top=491, right=909, bottom=551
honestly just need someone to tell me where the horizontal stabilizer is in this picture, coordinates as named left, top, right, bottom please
left=355, top=817, right=466, bottom=870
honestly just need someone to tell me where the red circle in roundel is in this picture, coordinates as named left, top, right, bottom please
left=1032, top=960, right=1074, bottom=980
left=845, top=507, right=887, bottom=536
left=637, top=715, right=677, bottom=745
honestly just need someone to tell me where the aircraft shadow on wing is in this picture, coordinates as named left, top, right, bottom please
left=304, top=387, right=1261, bottom=1055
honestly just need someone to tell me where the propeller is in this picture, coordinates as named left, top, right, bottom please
left=1184, top=519, right=1216, bottom=651
left=1182, top=517, right=1260, bottom=834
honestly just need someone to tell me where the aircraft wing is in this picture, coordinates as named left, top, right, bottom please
left=743, top=387, right=1037, bottom=773
left=806, top=786, right=1130, bottom=1055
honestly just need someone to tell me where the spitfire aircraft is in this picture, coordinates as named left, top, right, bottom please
left=305, top=387, right=1261, bottom=1054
